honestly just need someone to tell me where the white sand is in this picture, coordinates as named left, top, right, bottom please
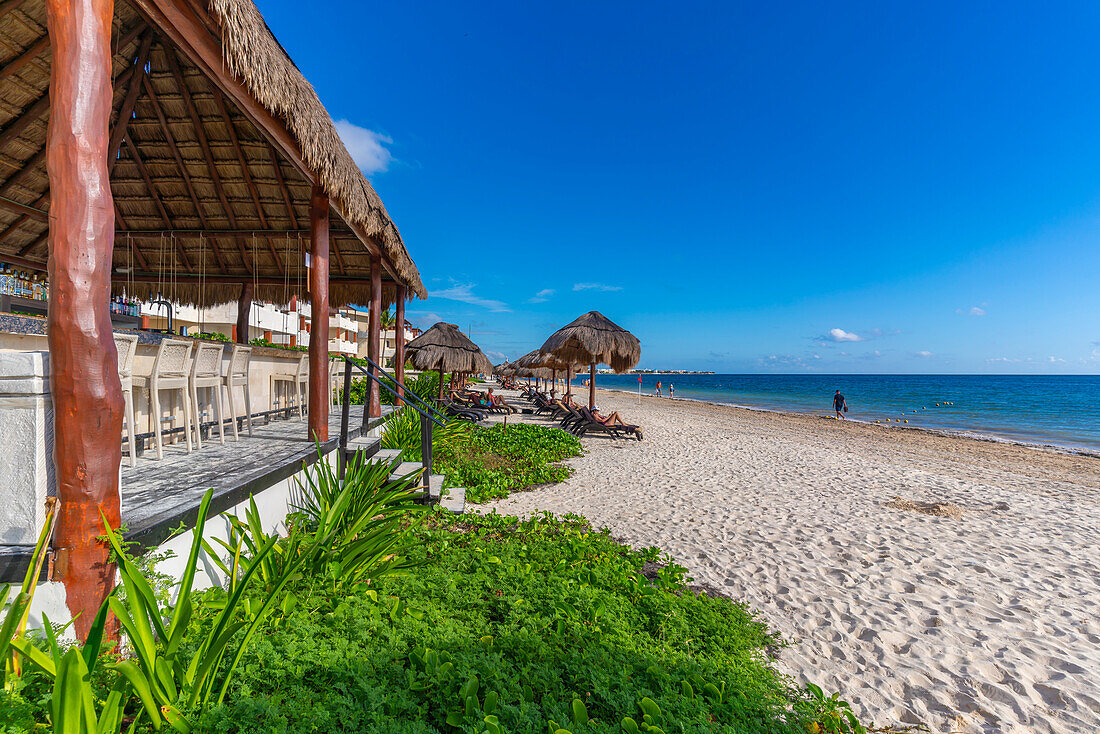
left=482, top=388, right=1100, bottom=734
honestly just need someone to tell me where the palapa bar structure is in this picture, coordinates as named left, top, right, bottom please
left=0, top=0, right=424, bottom=638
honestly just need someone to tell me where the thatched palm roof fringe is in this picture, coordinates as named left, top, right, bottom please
left=539, top=311, right=641, bottom=373
left=405, top=322, right=493, bottom=375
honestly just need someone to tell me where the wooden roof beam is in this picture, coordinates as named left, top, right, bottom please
left=0, top=146, right=45, bottom=197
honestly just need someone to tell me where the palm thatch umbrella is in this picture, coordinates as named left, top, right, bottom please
left=516, top=349, right=575, bottom=397
left=405, top=322, right=494, bottom=399
left=539, top=311, right=641, bottom=408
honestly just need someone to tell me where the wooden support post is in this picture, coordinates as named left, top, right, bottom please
left=235, top=282, right=252, bottom=344
left=45, top=0, right=122, bottom=642
left=589, top=364, right=596, bottom=409
left=394, top=285, right=406, bottom=405
left=308, top=184, right=330, bottom=442
left=367, top=255, right=382, bottom=418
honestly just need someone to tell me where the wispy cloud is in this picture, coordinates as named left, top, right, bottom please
left=430, top=282, right=510, bottom=312
left=914, top=350, right=934, bottom=358
left=825, top=328, right=864, bottom=343
left=406, top=310, right=442, bottom=329
left=528, top=288, right=555, bottom=303
left=573, top=282, right=622, bottom=292
left=484, top=350, right=508, bottom=363
left=956, top=303, right=987, bottom=317
left=334, top=119, right=394, bottom=174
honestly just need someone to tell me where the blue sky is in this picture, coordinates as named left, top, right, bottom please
left=259, top=0, right=1100, bottom=373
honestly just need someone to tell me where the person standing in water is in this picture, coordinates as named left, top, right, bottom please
left=655, top=380, right=663, bottom=398
left=833, top=389, right=847, bottom=419
left=669, top=384, right=675, bottom=399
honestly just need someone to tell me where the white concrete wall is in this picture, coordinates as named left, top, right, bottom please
left=23, top=451, right=326, bottom=633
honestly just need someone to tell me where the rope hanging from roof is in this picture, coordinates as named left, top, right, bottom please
left=198, top=232, right=207, bottom=333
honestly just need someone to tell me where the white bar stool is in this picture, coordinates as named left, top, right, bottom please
left=270, top=353, right=308, bottom=421
left=113, top=333, right=140, bottom=468
left=133, top=338, right=193, bottom=460
left=223, top=345, right=253, bottom=440
left=189, top=342, right=226, bottom=449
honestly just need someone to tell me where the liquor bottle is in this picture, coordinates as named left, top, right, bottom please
left=0, top=265, right=7, bottom=295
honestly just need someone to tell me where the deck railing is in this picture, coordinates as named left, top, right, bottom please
left=336, top=356, right=445, bottom=496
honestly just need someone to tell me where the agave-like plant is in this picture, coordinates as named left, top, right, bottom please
left=381, top=406, right=472, bottom=461
left=2, top=496, right=58, bottom=687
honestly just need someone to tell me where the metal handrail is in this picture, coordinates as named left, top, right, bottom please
left=356, top=354, right=448, bottom=424
left=336, top=355, right=442, bottom=498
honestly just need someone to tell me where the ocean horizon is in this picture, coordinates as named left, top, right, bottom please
left=563, top=373, right=1100, bottom=453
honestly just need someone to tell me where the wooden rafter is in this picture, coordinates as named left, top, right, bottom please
left=107, top=31, right=154, bottom=173
left=332, top=239, right=346, bottom=275
left=267, top=140, right=298, bottom=229
left=0, top=0, right=26, bottom=23
left=123, top=136, right=193, bottom=271
left=140, top=72, right=228, bottom=271
left=0, top=146, right=45, bottom=197
left=0, top=88, right=49, bottom=150
left=0, top=34, right=49, bottom=82
left=112, top=20, right=148, bottom=58
left=1, top=192, right=46, bottom=243
left=163, top=45, right=251, bottom=273
left=0, top=194, right=45, bottom=221
left=211, top=89, right=285, bottom=276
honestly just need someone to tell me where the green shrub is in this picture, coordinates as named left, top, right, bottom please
left=191, top=512, right=829, bottom=733
left=381, top=406, right=473, bottom=461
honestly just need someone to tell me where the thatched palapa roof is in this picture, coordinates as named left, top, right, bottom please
left=405, top=323, right=493, bottom=375
left=539, top=311, right=641, bottom=373
left=0, top=0, right=425, bottom=307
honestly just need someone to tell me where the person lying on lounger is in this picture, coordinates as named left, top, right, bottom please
left=486, top=388, right=516, bottom=412
left=591, top=408, right=629, bottom=427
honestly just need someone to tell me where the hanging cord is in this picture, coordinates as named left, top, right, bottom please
left=127, top=233, right=134, bottom=301
left=170, top=231, right=178, bottom=310
left=282, top=232, right=291, bottom=338
left=252, top=232, right=259, bottom=337
left=199, top=232, right=207, bottom=333
left=156, top=232, right=165, bottom=303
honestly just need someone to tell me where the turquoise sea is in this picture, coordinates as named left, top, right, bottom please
left=566, top=373, right=1100, bottom=453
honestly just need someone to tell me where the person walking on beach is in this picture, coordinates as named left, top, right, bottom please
left=655, top=380, right=663, bottom=398
left=669, top=384, right=675, bottom=399
left=833, top=389, right=847, bottom=419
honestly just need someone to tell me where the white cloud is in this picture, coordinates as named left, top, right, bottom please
left=826, top=328, right=864, bottom=343
left=914, top=350, right=934, bottom=358
left=573, top=283, right=622, bottom=292
left=406, top=310, right=442, bottom=329
left=528, top=288, right=555, bottom=303
left=334, top=119, right=394, bottom=174
left=484, top=350, right=508, bottom=363
left=430, top=282, right=510, bottom=312
left=956, top=305, right=986, bottom=316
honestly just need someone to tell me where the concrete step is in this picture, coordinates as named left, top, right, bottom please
left=439, top=486, right=466, bottom=514
left=427, top=474, right=445, bottom=501
left=371, top=448, right=403, bottom=465
left=344, top=436, right=381, bottom=461
left=388, top=461, right=423, bottom=481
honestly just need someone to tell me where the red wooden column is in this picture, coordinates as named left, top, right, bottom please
left=367, top=256, right=382, bottom=418
left=394, top=285, right=406, bottom=405
left=235, top=282, right=252, bottom=344
left=307, top=185, right=330, bottom=441
left=45, top=0, right=122, bottom=641
left=588, top=364, right=596, bottom=409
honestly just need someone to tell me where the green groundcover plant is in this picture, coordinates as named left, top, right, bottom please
left=435, top=424, right=584, bottom=503
left=186, top=511, right=857, bottom=733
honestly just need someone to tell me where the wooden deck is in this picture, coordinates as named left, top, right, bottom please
left=120, top=404, right=392, bottom=550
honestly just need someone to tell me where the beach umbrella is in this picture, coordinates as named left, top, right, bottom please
left=516, top=349, right=575, bottom=397
left=539, top=311, right=641, bottom=409
left=405, top=322, right=494, bottom=399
